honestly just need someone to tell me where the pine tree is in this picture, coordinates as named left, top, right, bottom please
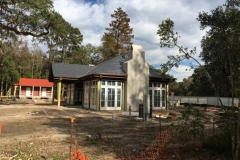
left=101, top=7, right=134, bottom=60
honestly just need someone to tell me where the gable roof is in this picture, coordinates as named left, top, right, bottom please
left=149, top=68, right=175, bottom=81
left=51, top=63, right=94, bottom=78
left=49, top=56, right=128, bottom=81
left=49, top=55, right=175, bottom=82
left=85, top=56, right=127, bottom=76
left=19, top=78, right=53, bottom=87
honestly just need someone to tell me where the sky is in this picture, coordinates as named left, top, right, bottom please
left=51, top=0, right=226, bottom=82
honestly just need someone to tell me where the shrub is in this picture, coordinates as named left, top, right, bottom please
left=203, top=133, right=231, bottom=153
left=172, top=105, right=205, bottom=149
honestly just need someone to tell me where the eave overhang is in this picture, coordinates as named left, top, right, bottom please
left=149, top=76, right=176, bottom=83
left=53, top=77, right=79, bottom=81
left=81, top=73, right=128, bottom=80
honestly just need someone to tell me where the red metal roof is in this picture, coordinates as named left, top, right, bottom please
left=19, top=78, right=53, bottom=87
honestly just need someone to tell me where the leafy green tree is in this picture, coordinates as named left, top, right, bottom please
left=45, top=21, right=83, bottom=63
left=197, top=3, right=240, bottom=158
left=198, top=5, right=240, bottom=99
left=101, top=7, right=134, bottom=60
left=0, top=0, right=62, bottom=38
left=41, top=20, right=83, bottom=63
left=168, top=80, right=180, bottom=95
left=157, top=0, right=240, bottom=158
left=189, top=66, right=233, bottom=97
left=29, top=44, right=49, bottom=78
left=188, top=67, right=215, bottom=96
left=11, top=40, right=32, bottom=78
left=0, top=54, right=20, bottom=94
left=157, top=18, right=223, bottom=104
left=68, top=44, right=101, bottom=65
left=1, top=0, right=82, bottom=65
left=0, top=40, right=20, bottom=95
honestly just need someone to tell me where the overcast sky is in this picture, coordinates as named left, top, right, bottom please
left=51, top=0, right=226, bottom=82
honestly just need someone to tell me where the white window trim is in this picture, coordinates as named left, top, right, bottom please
left=100, top=80, right=122, bottom=110
left=149, top=82, right=166, bottom=110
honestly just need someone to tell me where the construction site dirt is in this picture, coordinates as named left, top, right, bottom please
left=0, top=102, right=229, bottom=160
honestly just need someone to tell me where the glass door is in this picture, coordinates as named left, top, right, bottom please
left=149, top=83, right=166, bottom=110
left=75, top=89, right=82, bottom=106
left=100, top=80, right=122, bottom=110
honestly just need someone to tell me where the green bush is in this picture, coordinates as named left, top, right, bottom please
left=172, top=105, right=205, bottom=149
left=203, top=133, right=231, bottom=153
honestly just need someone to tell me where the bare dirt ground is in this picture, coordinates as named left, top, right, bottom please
left=0, top=101, right=229, bottom=160
left=0, top=101, right=174, bottom=160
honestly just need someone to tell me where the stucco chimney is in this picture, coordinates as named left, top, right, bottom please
left=123, top=44, right=149, bottom=111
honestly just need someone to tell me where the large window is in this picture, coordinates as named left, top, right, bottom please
left=107, top=88, right=115, bottom=107
left=100, top=80, right=122, bottom=110
left=84, top=80, right=97, bottom=109
left=149, top=82, right=166, bottom=108
left=154, top=90, right=160, bottom=107
left=117, top=88, right=121, bottom=107
left=91, top=88, right=96, bottom=105
left=101, top=88, right=105, bottom=107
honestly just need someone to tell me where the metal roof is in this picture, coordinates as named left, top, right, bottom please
left=19, top=78, right=53, bottom=87
left=52, top=63, right=94, bottom=78
left=84, top=55, right=127, bottom=76
left=49, top=56, right=175, bottom=82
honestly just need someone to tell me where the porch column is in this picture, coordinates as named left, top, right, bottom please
left=40, top=86, right=42, bottom=97
left=19, top=86, right=21, bottom=99
left=13, top=85, right=17, bottom=97
left=32, top=86, right=34, bottom=99
left=57, top=81, right=62, bottom=108
left=51, top=86, right=54, bottom=104
left=96, top=80, right=100, bottom=111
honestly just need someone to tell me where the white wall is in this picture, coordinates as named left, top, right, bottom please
left=169, top=96, right=239, bottom=107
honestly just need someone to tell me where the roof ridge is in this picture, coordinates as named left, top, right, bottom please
left=81, top=65, right=97, bottom=77
left=81, top=56, right=123, bottom=77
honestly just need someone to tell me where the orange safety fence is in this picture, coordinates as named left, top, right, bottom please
left=72, top=150, right=89, bottom=160
left=72, top=140, right=89, bottom=160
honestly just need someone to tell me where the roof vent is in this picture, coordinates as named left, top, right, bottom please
left=88, top=64, right=95, bottom=66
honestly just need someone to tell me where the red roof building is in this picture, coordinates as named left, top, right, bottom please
left=17, top=78, right=53, bottom=99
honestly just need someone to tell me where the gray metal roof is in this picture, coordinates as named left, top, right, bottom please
left=84, top=55, right=127, bottom=76
left=149, top=67, right=161, bottom=77
left=52, top=63, right=94, bottom=78
left=50, top=56, right=175, bottom=81
left=149, top=68, right=173, bottom=79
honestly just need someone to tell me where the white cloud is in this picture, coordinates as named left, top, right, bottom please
left=169, top=65, right=194, bottom=82
left=51, top=0, right=226, bottom=82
